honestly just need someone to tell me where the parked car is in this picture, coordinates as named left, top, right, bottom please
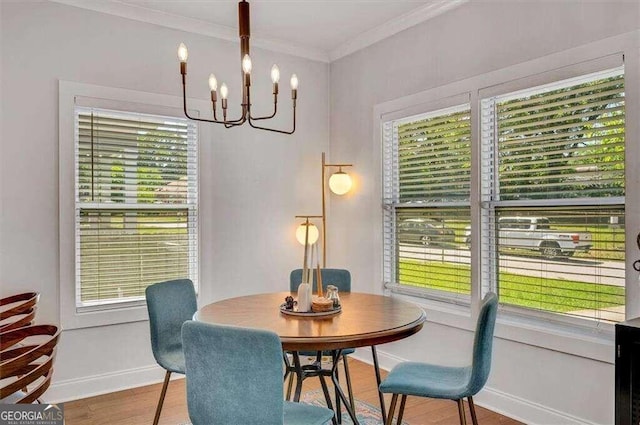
left=397, top=218, right=456, bottom=246
left=464, top=217, right=592, bottom=258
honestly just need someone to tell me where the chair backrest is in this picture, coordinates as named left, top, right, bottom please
left=182, top=321, right=284, bottom=425
left=145, top=279, right=197, bottom=369
left=468, top=292, right=498, bottom=395
left=289, top=268, right=351, bottom=293
left=0, top=292, right=39, bottom=333
left=0, top=324, right=61, bottom=403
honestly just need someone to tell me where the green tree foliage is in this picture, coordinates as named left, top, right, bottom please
left=497, top=73, right=624, bottom=200
left=397, top=108, right=471, bottom=203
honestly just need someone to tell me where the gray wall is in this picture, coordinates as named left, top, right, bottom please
left=329, top=1, right=639, bottom=424
left=0, top=0, right=329, bottom=400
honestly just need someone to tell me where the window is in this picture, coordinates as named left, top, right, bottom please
left=383, top=104, right=472, bottom=301
left=481, top=68, right=625, bottom=323
left=74, top=107, right=198, bottom=310
left=382, top=65, right=626, bottom=326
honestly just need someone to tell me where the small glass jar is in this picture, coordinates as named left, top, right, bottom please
left=326, top=285, right=341, bottom=308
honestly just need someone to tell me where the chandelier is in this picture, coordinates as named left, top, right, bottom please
left=177, top=0, right=298, bottom=134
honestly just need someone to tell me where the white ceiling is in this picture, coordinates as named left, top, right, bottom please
left=51, top=0, right=467, bottom=62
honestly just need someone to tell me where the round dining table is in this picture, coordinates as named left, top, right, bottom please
left=195, top=292, right=426, bottom=425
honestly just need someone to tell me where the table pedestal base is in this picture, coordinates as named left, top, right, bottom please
left=284, top=347, right=388, bottom=425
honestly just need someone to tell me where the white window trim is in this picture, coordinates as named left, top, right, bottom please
left=382, top=95, right=473, bottom=307
left=59, top=81, right=209, bottom=330
left=372, top=30, right=640, bottom=362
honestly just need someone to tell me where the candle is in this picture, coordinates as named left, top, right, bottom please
left=316, top=262, right=323, bottom=298
left=307, top=240, right=316, bottom=286
left=302, top=222, right=309, bottom=283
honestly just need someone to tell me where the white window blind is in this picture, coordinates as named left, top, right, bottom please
left=480, top=67, right=625, bottom=323
left=74, top=107, right=198, bottom=309
left=383, top=105, right=472, bottom=299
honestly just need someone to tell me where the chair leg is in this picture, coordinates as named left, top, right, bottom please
left=291, top=352, right=306, bottom=403
left=318, top=374, right=338, bottom=425
left=153, top=371, right=171, bottom=425
left=342, top=353, right=356, bottom=412
left=468, top=396, right=479, bottom=425
left=386, top=394, right=398, bottom=425
left=396, top=395, right=407, bottom=425
left=456, top=399, right=468, bottom=425
left=283, top=353, right=295, bottom=401
left=286, top=370, right=295, bottom=401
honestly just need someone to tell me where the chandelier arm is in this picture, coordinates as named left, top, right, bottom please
left=221, top=105, right=248, bottom=128
left=212, top=104, right=246, bottom=124
left=249, top=103, right=277, bottom=121
left=182, top=75, right=244, bottom=125
left=222, top=113, right=247, bottom=126
left=249, top=95, right=278, bottom=121
left=248, top=105, right=296, bottom=134
left=223, top=105, right=248, bottom=127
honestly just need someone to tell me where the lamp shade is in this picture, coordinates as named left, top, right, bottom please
left=329, top=171, right=352, bottom=195
left=296, top=223, right=319, bottom=245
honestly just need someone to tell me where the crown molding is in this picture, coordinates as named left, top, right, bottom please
left=49, top=0, right=467, bottom=64
left=48, top=0, right=331, bottom=63
left=329, top=0, right=469, bottom=62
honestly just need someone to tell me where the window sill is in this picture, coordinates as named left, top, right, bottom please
left=494, top=310, right=614, bottom=364
left=61, top=301, right=149, bottom=330
left=388, top=289, right=614, bottom=364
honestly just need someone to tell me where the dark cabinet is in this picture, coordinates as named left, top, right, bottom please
left=615, top=318, right=640, bottom=425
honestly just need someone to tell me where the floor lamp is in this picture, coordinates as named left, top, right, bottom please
left=295, top=152, right=353, bottom=267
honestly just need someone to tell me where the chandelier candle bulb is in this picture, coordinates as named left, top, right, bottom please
left=208, top=74, right=217, bottom=92
left=242, top=54, right=252, bottom=74
left=208, top=74, right=218, bottom=105
left=220, top=83, right=229, bottom=100
left=242, top=54, right=252, bottom=86
left=178, top=43, right=188, bottom=63
left=220, top=83, right=229, bottom=113
left=271, top=65, right=280, bottom=96
left=271, top=64, right=280, bottom=84
left=178, top=43, right=188, bottom=76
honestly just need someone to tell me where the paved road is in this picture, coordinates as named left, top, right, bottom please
left=399, top=244, right=625, bottom=287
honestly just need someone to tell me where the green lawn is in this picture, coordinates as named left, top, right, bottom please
left=399, top=260, right=624, bottom=313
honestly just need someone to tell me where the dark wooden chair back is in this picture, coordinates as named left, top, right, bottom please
left=0, top=292, right=39, bottom=332
left=0, top=324, right=60, bottom=403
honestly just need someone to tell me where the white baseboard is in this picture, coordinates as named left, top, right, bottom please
left=44, top=364, right=184, bottom=404
left=46, top=349, right=598, bottom=425
left=474, top=386, right=601, bottom=425
left=351, top=349, right=599, bottom=425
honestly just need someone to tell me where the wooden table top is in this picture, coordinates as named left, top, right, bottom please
left=194, top=292, right=426, bottom=351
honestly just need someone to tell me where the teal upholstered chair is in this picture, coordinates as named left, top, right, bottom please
left=287, top=269, right=355, bottom=412
left=181, top=321, right=334, bottom=425
left=379, top=292, right=498, bottom=425
left=145, top=279, right=197, bottom=425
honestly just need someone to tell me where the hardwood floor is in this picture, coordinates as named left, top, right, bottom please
left=64, top=358, right=522, bottom=425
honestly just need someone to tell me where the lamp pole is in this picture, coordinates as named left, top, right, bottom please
left=322, top=152, right=327, bottom=268
left=321, top=152, right=353, bottom=267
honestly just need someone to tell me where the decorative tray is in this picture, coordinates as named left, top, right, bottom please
left=279, top=303, right=341, bottom=317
